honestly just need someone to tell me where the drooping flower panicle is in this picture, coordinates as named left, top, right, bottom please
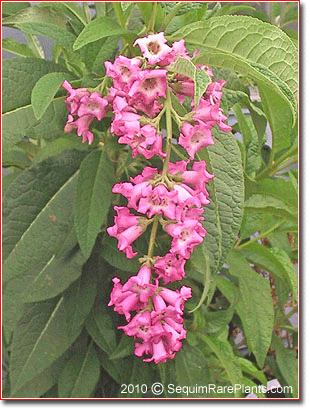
left=62, top=32, right=231, bottom=364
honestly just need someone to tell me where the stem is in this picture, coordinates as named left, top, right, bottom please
left=162, top=89, right=173, bottom=176
left=148, top=2, right=158, bottom=33
left=147, top=215, right=160, bottom=259
left=236, top=220, right=285, bottom=250
left=113, top=2, right=125, bottom=28
left=256, top=145, right=298, bottom=181
left=171, top=144, right=188, bottom=161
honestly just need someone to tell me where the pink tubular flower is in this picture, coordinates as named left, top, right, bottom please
left=118, top=123, right=165, bottom=159
left=165, top=219, right=206, bottom=259
left=112, top=181, right=149, bottom=210
left=153, top=253, right=186, bottom=284
left=179, top=120, right=215, bottom=159
left=137, top=184, right=178, bottom=219
left=193, top=98, right=232, bottom=132
left=129, top=69, right=167, bottom=102
left=63, top=80, right=89, bottom=115
left=159, top=286, right=192, bottom=315
left=64, top=114, right=94, bottom=144
left=106, top=206, right=145, bottom=258
left=134, top=32, right=172, bottom=65
left=109, top=266, right=157, bottom=321
left=105, top=55, right=142, bottom=92
left=77, top=92, right=109, bottom=121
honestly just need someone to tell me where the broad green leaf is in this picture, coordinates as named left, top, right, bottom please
left=73, top=16, right=135, bottom=50
left=101, top=234, right=140, bottom=273
left=63, top=2, right=87, bottom=26
left=188, top=244, right=211, bottom=312
left=198, top=334, right=243, bottom=397
left=2, top=37, right=37, bottom=57
left=85, top=306, right=116, bottom=356
left=109, top=334, right=135, bottom=360
left=174, top=342, right=211, bottom=398
left=2, top=97, right=68, bottom=150
left=31, top=72, right=75, bottom=120
left=168, top=57, right=211, bottom=107
left=273, top=338, right=298, bottom=397
left=25, top=249, right=85, bottom=303
left=2, top=4, right=67, bottom=27
left=175, top=16, right=298, bottom=151
left=172, top=16, right=298, bottom=98
left=197, top=128, right=244, bottom=276
left=9, top=273, right=96, bottom=395
left=75, top=150, right=115, bottom=259
left=2, top=2, right=30, bottom=17
left=33, top=137, right=89, bottom=163
left=2, top=147, right=32, bottom=169
left=2, top=57, right=70, bottom=114
left=227, top=249, right=274, bottom=368
left=58, top=343, right=100, bottom=398
left=237, top=356, right=267, bottom=387
left=10, top=350, right=71, bottom=398
left=117, top=356, right=156, bottom=398
left=239, top=242, right=298, bottom=300
left=2, top=171, right=23, bottom=196
left=3, top=149, right=85, bottom=271
left=244, top=194, right=297, bottom=220
left=91, top=36, right=119, bottom=74
left=16, top=22, right=77, bottom=51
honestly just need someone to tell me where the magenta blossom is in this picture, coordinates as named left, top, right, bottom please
left=105, top=55, right=141, bottom=92
left=153, top=253, right=186, bottom=284
left=118, top=123, right=165, bottom=159
left=106, top=206, right=146, bottom=258
left=179, top=120, right=215, bottom=159
left=134, top=32, right=172, bottom=65
left=165, top=219, right=206, bottom=259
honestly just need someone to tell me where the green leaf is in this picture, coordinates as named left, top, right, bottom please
left=33, top=137, right=89, bottom=163
left=10, top=351, right=71, bottom=398
left=174, top=342, right=211, bottom=398
left=109, top=334, right=135, bottom=360
left=58, top=343, right=100, bottom=398
left=273, top=338, right=298, bottom=397
left=73, top=16, right=135, bottom=50
left=25, top=249, right=85, bottom=303
left=2, top=57, right=70, bottom=114
left=188, top=244, right=211, bottom=312
left=85, top=306, right=116, bottom=356
left=168, top=56, right=211, bottom=107
left=16, top=21, right=77, bottom=51
left=244, top=194, right=297, bottom=220
left=177, top=16, right=298, bottom=150
left=31, top=72, right=75, bottom=120
left=2, top=37, right=37, bottom=58
left=63, top=2, right=87, bottom=26
left=9, top=273, right=96, bottom=395
left=172, top=16, right=298, bottom=98
left=2, top=4, right=67, bottom=27
left=2, top=151, right=86, bottom=338
left=2, top=171, right=23, bottom=196
left=197, top=128, right=244, bottom=276
left=2, top=147, right=32, bottom=169
left=2, top=97, right=68, bottom=150
left=227, top=249, right=274, bottom=368
left=101, top=234, right=140, bottom=273
left=3, top=149, right=85, bottom=273
left=198, top=334, right=243, bottom=396
left=237, top=356, right=267, bottom=387
left=2, top=2, right=30, bottom=17
left=74, top=150, right=115, bottom=259
left=239, top=242, right=298, bottom=300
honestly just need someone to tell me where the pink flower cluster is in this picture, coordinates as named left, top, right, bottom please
left=108, top=265, right=191, bottom=363
left=62, top=81, right=109, bottom=144
left=62, top=32, right=231, bottom=363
